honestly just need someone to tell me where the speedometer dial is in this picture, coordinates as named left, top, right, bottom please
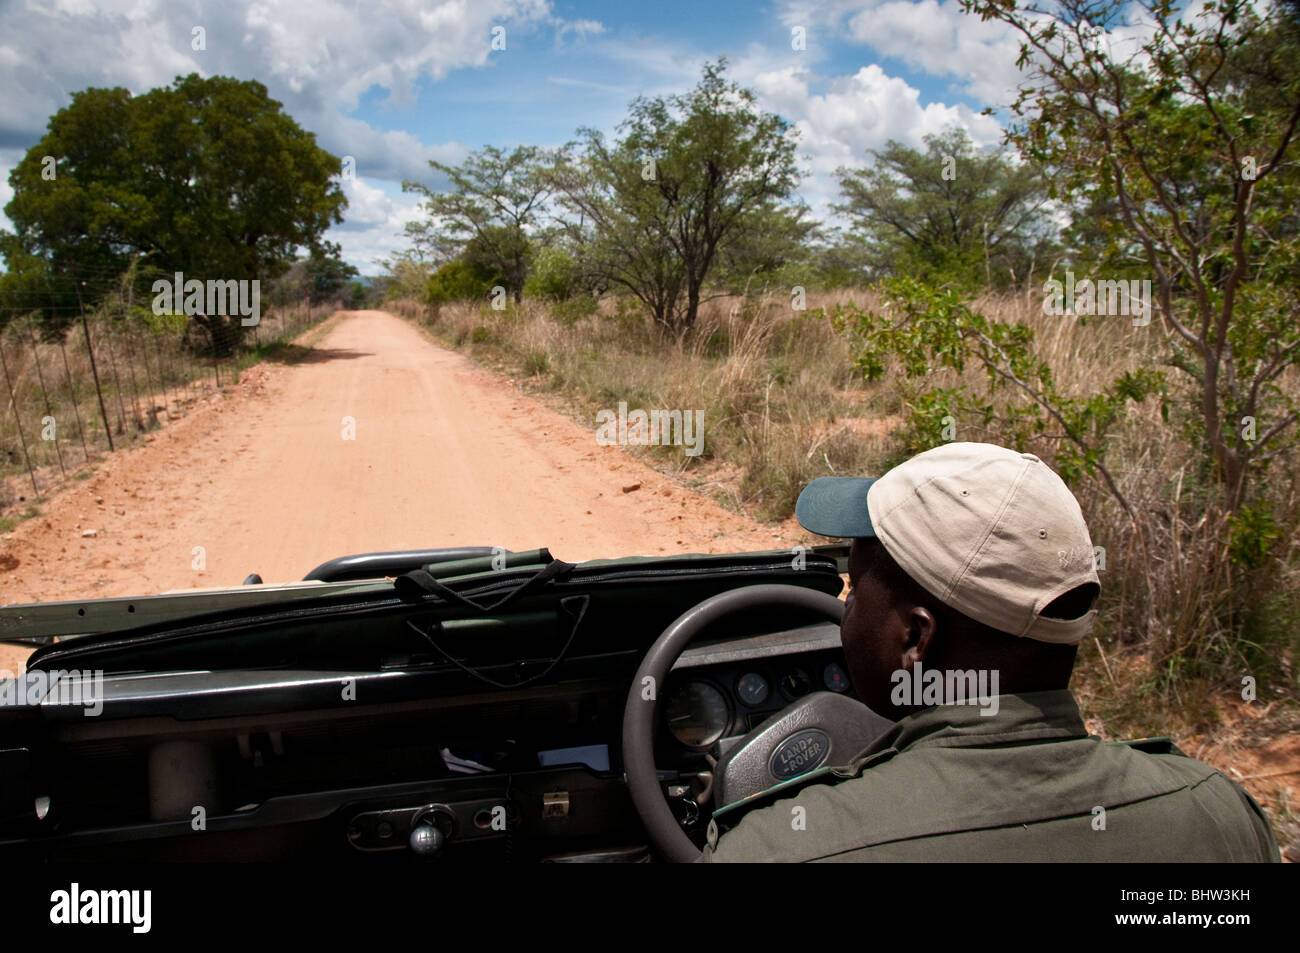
left=664, top=681, right=730, bottom=748
left=778, top=667, right=812, bottom=700
left=736, top=672, right=770, bottom=707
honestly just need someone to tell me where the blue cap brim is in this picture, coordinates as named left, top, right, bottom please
left=795, top=476, right=878, bottom=539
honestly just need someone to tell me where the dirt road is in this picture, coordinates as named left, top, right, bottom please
left=0, top=310, right=803, bottom=673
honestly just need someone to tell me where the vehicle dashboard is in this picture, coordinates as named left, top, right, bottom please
left=0, top=619, right=848, bottom=862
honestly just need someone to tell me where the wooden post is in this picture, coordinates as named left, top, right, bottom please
left=76, top=281, right=114, bottom=452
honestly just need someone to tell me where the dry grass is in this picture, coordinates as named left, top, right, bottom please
left=400, top=286, right=1299, bottom=680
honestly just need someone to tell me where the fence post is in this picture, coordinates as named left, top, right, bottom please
left=119, top=315, right=144, bottom=431
left=0, top=335, right=40, bottom=498
left=57, top=337, right=90, bottom=462
left=98, top=311, right=128, bottom=434
left=210, top=317, right=221, bottom=388
left=27, top=316, right=66, bottom=478
left=75, top=281, right=114, bottom=452
left=153, top=326, right=173, bottom=417
left=133, top=314, right=159, bottom=428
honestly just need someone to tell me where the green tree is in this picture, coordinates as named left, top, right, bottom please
left=712, top=203, right=818, bottom=294
left=1, top=74, right=347, bottom=352
left=523, top=246, right=579, bottom=302
left=304, top=242, right=359, bottom=304
left=346, top=280, right=369, bottom=309
left=961, top=0, right=1300, bottom=511
left=376, top=251, right=433, bottom=302
left=833, top=278, right=1162, bottom=519
left=550, top=59, right=802, bottom=336
left=835, top=128, right=1057, bottom=290
left=403, top=146, right=555, bottom=304
left=426, top=259, right=501, bottom=304
left=808, top=230, right=875, bottom=289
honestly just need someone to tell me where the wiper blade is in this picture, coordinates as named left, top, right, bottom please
left=0, top=579, right=389, bottom=644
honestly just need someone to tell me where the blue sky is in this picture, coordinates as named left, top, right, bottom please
left=0, top=0, right=1038, bottom=274
left=358, top=0, right=983, bottom=152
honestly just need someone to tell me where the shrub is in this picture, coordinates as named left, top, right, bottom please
left=551, top=293, right=598, bottom=326
left=523, top=247, right=578, bottom=302
left=426, top=260, right=500, bottom=305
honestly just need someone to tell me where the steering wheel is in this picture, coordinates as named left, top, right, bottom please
left=621, top=584, right=848, bottom=863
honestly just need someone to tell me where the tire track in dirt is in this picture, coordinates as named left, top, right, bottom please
left=0, top=309, right=806, bottom=672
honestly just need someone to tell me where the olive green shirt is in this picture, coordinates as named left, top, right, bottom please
left=699, top=690, right=1280, bottom=862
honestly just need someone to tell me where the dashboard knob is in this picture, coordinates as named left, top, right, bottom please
left=409, top=821, right=445, bottom=856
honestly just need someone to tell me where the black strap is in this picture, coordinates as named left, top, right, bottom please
left=393, top=559, right=575, bottom=612
left=405, top=594, right=590, bottom=690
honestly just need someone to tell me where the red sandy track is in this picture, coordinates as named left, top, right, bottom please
left=0, top=310, right=805, bottom=672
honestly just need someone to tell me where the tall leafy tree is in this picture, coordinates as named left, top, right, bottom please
left=550, top=59, right=802, bottom=335
left=962, top=0, right=1300, bottom=510
left=1, top=74, right=347, bottom=349
left=835, top=128, right=1057, bottom=289
left=713, top=203, right=819, bottom=293
left=304, top=242, right=360, bottom=304
left=402, top=145, right=556, bottom=303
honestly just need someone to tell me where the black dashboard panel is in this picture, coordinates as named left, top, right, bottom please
left=663, top=623, right=848, bottom=750
left=0, top=619, right=848, bottom=861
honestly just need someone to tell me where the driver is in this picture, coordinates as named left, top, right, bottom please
left=700, top=442, right=1279, bottom=862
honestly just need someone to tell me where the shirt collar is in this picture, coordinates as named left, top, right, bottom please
left=842, top=690, right=1088, bottom=772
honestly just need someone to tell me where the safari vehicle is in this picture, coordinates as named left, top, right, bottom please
left=0, top=545, right=893, bottom=863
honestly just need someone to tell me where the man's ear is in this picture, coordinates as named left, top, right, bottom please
left=901, top=605, right=938, bottom=668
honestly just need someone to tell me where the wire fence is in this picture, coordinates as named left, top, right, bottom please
left=0, top=297, right=336, bottom=513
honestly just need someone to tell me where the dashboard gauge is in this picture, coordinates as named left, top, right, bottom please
left=664, top=681, right=730, bottom=748
left=823, top=662, right=851, bottom=693
left=778, top=667, right=813, bottom=700
left=735, top=672, right=770, bottom=707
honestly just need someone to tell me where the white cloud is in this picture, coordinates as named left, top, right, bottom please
left=845, top=1, right=1025, bottom=106
left=0, top=0, right=550, bottom=160
left=546, top=75, right=627, bottom=93
left=784, top=0, right=1223, bottom=109
left=315, top=114, right=470, bottom=187
left=330, top=177, right=427, bottom=273
left=752, top=64, right=1004, bottom=221
left=776, top=0, right=1027, bottom=107
left=0, top=0, right=557, bottom=267
left=555, top=18, right=605, bottom=41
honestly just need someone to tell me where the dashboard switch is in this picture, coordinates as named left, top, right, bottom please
left=542, top=791, right=569, bottom=819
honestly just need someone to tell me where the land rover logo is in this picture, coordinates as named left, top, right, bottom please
left=769, top=729, right=830, bottom=781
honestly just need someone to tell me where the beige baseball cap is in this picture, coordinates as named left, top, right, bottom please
left=795, top=442, right=1098, bottom=644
